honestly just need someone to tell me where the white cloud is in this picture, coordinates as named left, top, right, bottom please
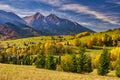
left=0, top=3, right=71, bottom=18
left=38, top=0, right=65, bottom=6
left=107, top=0, right=120, bottom=5
left=60, top=4, right=120, bottom=25
left=114, top=2, right=120, bottom=5
left=0, top=3, right=14, bottom=11
left=78, top=22, right=93, bottom=26
left=0, top=3, right=36, bottom=17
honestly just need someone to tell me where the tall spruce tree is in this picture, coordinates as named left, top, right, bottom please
left=77, top=47, right=86, bottom=73
left=35, top=47, right=46, bottom=68
left=70, top=53, right=77, bottom=72
left=58, top=56, right=61, bottom=65
left=97, top=48, right=110, bottom=75
left=83, top=55, right=93, bottom=73
left=116, top=53, right=120, bottom=77
left=23, top=53, right=31, bottom=65
left=45, top=54, right=56, bottom=70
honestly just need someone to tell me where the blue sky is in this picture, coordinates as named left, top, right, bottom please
left=0, top=0, right=120, bottom=31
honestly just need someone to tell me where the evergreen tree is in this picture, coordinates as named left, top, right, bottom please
left=116, top=53, right=120, bottom=77
left=77, top=47, right=86, bottom=73
left=83, top=55, right=93, bottom=73
left=70, top=53, right=77, bottom=72
left=58, top=55, right=61, bottom=65
left=12, top=56, right=17, bottom=64
left=97, top=48, right=110, bottom=75
left=45, top=54, right=56, bottom=70
left=23, top=53, right=31, bottom=65
left=35, top=48, right=46, bottom=68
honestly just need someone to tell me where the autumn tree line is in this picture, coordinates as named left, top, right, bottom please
left=0, top=32, right=120, bottom=77
left=86, top=34, right=120, bottom=49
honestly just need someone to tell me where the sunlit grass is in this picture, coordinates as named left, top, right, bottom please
left=0, top=63, right=119, bottom=80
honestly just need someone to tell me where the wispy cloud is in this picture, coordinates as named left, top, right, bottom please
left=35, top=0, right=120, bottom=25
left=107, top=0, right=120, bottom=5
left=0, top=3, right=15, bottom=11
left=0, top=3, right=36, bottom=17
left=0, top=0, right=119, bottom=31
left=78, top=22, right=93, bottom=26
left=38, top=0, right=65, bottom=6
left=0, top=3, right=71, bottom=18
left=60, top=4, right=120, bottom=25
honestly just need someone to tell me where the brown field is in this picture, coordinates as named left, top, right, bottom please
left=0, top=63, right=119, bottom=80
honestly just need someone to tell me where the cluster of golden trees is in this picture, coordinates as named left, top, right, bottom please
left=86, top=34, right=120, bottom=48
left=0, top=41, right=70, bottom=65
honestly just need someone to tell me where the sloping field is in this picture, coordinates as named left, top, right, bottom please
left=0, top=63, right=119, bottom=80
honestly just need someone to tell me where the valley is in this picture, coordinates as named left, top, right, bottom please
left=0, top=3, right=119, bottom=79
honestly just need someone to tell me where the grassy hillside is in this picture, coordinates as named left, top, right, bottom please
left=80, top=28, right=120, bottom=43
left=1, top=28, right=120, bottom=46
left=0, top=29, right=120, bottom=79
left=0, top=63, right=119, bottom=80
left=0, top=35, right=74, bottom=48
left=0, top=28, right=119, bottom=55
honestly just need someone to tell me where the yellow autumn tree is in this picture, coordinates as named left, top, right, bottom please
left=56, top=43, right=64, bottom=54
left=73, top=38, right=80, bottom=46
left=92, top=53, right=101, bottom=68
left=44, top=42, right=56, bottom=55
left=110, top=47, right=120, bottom=69
left=86, top=39, right=93, bottom=49
left=12, top=46, right=17, bottom=55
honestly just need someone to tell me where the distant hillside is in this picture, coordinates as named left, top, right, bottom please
left=0, top=23, right=41, bottom=40
left=0, top=10, right=94, bottom=40
left=24, top=12, right=94, bottom=35
left=0, top=10, right=42, bottom=40
left=0, top=10, right=25, bottom=24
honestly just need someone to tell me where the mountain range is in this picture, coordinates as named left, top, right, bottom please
left=0, top=10, right=94, bottom=40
